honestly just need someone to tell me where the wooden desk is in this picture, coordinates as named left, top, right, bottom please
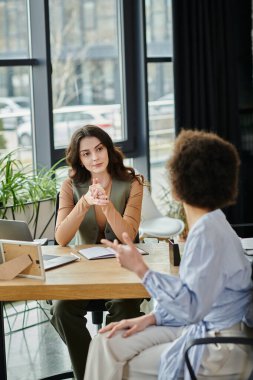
left=0, top=242, right=175, bottom=380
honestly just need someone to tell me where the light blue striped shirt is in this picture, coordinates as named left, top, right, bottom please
left=143, top=209, right=253, bottom=380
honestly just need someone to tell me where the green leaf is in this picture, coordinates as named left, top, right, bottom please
left=0, top=150, right=66, bottom=217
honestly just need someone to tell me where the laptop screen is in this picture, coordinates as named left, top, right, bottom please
left=0, top=220, right=33, bottom=241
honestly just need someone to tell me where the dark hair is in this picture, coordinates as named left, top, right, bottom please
left=167, top=129, right=240, bottom=210
left=66, top=125, right=143, bottom=184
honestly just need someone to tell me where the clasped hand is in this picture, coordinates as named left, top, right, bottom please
left=84, top=178, right=109, bottom=206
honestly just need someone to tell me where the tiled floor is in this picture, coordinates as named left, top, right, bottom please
left=4, top=301, right=97, bottom=380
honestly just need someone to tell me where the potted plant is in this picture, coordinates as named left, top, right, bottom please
left=0, top=150, right=65, bottom=240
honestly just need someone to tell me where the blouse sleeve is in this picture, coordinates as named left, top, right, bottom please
left=142, top=224, right=227, bottom=326
left=102, top=179, right=143, bottom=242
left=55, top=178, right=90, bottom=246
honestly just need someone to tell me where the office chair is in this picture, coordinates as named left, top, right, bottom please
left=139, top=186, right=185, bottom=241
left=184, top=262, right=253, bottom=380
left=39, top=371, right=74, bottom=380
left=184, top=336, right=253, bottom=380
left=3, top=300, right=50, bottom=335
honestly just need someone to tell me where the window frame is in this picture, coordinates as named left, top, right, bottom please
left=0, top=0, right=157, bottom=181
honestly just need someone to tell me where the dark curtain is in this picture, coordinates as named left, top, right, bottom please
left=171, top=0, right=253, bottom=232
left=171, top=0, right=240, bottom=146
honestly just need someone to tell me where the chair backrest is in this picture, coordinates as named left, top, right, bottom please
left=141, top=185, right=162, bottom=221
left=184, top=261, right=253, bottom=380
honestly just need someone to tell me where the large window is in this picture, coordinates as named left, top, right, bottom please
left=145, top=0, right=175, bottom=210
left=49, top=0, right=123, bottom=149
left=0, top=1, right=137, bottom=169
left=0, top=0, right=29, bottom=56
left=0, top=0, right=174, bottom=194
left=0, top=0, right=33, bottom=166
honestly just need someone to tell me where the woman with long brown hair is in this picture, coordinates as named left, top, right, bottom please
left=51, top=125, right=145, bottom=380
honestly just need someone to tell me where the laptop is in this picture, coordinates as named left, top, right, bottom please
left=0, top=219, right=48, bottom=246
left=42, top=252, right=79, bottom=270
left=0, top=220, right=79, bottom=270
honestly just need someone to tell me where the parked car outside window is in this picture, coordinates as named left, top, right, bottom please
left=148, top=93, right=174, bottom=116
left=0, top=97, right=30, bottom=131
left=16, top=105, right=120, bottom=148
left=0, top=96, right=30, bottom=113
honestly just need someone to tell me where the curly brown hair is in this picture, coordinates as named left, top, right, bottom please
left=167, top=129, right=240, bottom=210
left=65, top=125, right=143, bottom=184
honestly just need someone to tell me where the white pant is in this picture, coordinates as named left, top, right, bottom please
left=84, top=324, right=253, bottom=380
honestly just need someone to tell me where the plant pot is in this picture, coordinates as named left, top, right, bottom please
left=0, top=198, right=56, bottom=240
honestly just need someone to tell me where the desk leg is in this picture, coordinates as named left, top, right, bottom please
left=0, top=302, right=7, bottom=380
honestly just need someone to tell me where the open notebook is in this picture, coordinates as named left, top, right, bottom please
left=78, top=246, right=148, bottom=260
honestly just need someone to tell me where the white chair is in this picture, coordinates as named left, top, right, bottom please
left=139, top=186, right=185, bottom=241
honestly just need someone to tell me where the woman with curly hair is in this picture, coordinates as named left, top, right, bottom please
left=84, top=129, right=253, bottom=380
left=51, top=125, right=145, bottom=380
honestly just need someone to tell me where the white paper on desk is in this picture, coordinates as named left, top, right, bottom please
left=241, top=238, right=253, bottom=256
left=79, top=247, right=117, bottom=260
left=78, top=246, right=148, bottom=260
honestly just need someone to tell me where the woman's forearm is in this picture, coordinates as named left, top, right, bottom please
left=102, top=202, right=137, bottom=241
left=55, top=197, right=90, bottom=246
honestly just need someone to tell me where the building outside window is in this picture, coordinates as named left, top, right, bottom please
left=0, top=0, right=176, bottom=211
left=0, top=0, right=33, bottom=165
left=49, top=0, right=123, bottom=149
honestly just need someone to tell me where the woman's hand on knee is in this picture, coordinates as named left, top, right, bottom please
left=99, top=314, right=156, bottom=338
